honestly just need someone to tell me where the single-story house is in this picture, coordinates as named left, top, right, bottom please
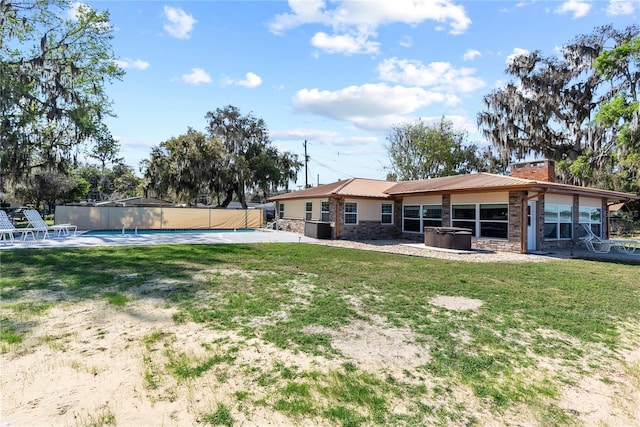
left=269, top=160, right=638, bottom=253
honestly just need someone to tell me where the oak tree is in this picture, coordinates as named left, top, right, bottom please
left=1, top=0, right=123, bottom=196
left=477, top=25, right=639, bottom=188
left=386, top=117, right=485, bottom=181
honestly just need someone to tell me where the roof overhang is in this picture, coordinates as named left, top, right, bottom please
left=387, top=184, right=536, bottom=196
left=531, top=184, right=639, bottom=202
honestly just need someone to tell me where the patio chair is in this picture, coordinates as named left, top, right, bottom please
left=24, top=209, right=77, bottom=239
left=0, top=210, right=37, bottom=243
left=582, top=224, right=639, bottom=255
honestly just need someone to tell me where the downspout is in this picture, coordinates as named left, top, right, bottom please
left=521, top=190, right=548, bottom=253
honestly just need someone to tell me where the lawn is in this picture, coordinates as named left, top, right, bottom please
left=1, top=243, right=639, bottom=426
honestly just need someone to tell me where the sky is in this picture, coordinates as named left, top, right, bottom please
left=81, top=0, right=640, bottom=187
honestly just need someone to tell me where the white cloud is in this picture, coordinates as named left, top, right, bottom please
left=462, top=49, right=481, bottom=61
left=268, top=0, right=328, bottom=35
left=311, top=32, right=380, bottom=55
left=237, top=72, right=263, bottom=88
left=293, top=84, right=445, bottom=118
left=554, top=0, right=591, bottom=18
left=607, top=0, right=636, bottom=15
left=268, top=0, right=471, bottom=55
left=181, top=68, right=211, bottom=84
left=377, top=58, right=485, bottom=93
left=223, top=72, right=263, bottom=88
left=114, top=58, right=150, bottom=70
left=270, top=128, right=377, bottom=147
left=292, top=83, right=461, bottom=132
left=163, top=6, right=196, bottom=39
left=507, top=48, right=530, bottom=65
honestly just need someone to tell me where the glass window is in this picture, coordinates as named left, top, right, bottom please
left=381, top=203, right=393, bottom=224
left=403, top=204, right=442, bottom=232
left=450, top=204, right=509, bottom=239
left=480, top=204, right=508, bottom=221
left=559, top=206, right=572, bottom=222
left=544, top=205, right=558, bottom=222
left=544, top=204, right=572, bottom=240
left=321, top=201, right=330, bottom=222
left=481, top=222, right=508, bottom=238
left=544, top=223, right=558, bottom=239
left=403, top=205, right=421, bottom=232
left=305, top=202, right=312, bottom=220
left=278, top=203, right=284, bottom=219
left=479, top=203, right=508, bottom=239
left=452, top=204, right=476, bottom=231
left=422, top=205, right=442, bottom=227
left=344, top=202, right=358, bottom=225
left=578, top=206, right=602, bottom=238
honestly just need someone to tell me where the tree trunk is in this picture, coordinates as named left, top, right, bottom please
left=220, top=187, right=235, bottom=208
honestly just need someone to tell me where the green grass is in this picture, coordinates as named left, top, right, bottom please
left=1, top=243, right=639, bottom=425
left=0, top=320, right=23, bottom=345
left=167, top=350, right=237, bottom=380
left=103, top=291, right=130, bottom=306
left=198, top=404, right=234, bottom=426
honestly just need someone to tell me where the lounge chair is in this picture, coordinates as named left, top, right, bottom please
left=0, top=210, right=37, bottom=243
left=582, top=224, right=639, bottom=255
left=24, top=209, right=77, bottom=239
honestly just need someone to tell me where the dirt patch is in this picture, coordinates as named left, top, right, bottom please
left=555, top=322, right=640, bottom=426
left=305, top=314, right=430, bottom=373
left=430, top=295, right=483, bottom=311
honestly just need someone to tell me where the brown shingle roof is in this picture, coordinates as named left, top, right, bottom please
left=269, top=173, right=637, bottom=203
left=387, top=173, right=636, bottom=201
left=387, top=173, right=533, bottom=194
left=269, top=178, right=395, bottom=201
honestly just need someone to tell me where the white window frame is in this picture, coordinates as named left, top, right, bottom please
left=344, top=202, right=358, bottom=225
left=321, top=201, right=330, bottom=222
left=544, top=204, right=573, bottom=240
left=451, top=203, right=509, bottom=239
left=402, top=204, right=442, bottom=233
left=305, top=202, right=312, bottom=221
left=278, top=203, right=284, bottom=219
left=578, top=206, right=602, bottom=238
left=381, top=203, right=393, bottom=225
left=478, top=203, right=509, bottom=239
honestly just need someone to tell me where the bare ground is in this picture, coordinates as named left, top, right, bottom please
left=2, top=258, right=639, bottom=426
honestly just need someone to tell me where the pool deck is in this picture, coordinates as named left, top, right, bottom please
left=0, top=229, right=319, bottom=250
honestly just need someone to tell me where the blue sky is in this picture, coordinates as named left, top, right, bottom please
left=83, top=0, right=639, bottom=187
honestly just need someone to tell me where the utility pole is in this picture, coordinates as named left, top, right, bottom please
left=304, top=140, right=310, bottom=188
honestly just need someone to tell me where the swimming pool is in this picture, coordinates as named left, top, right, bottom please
left=83, top=228, right=255, bottom=236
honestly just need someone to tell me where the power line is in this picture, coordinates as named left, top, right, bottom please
left=309, top=158, right=354, bottom=180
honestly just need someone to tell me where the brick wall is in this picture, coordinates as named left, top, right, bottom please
left=340, top=221, right=400, bottom=240
left=510, top=160, right=555, bottom=182
left=442, top=194, right=451, bottom=225
left=472, top=237, right=521, bottom=252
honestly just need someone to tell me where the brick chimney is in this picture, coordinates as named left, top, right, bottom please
left=509, top=160, right=555, bottom=182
